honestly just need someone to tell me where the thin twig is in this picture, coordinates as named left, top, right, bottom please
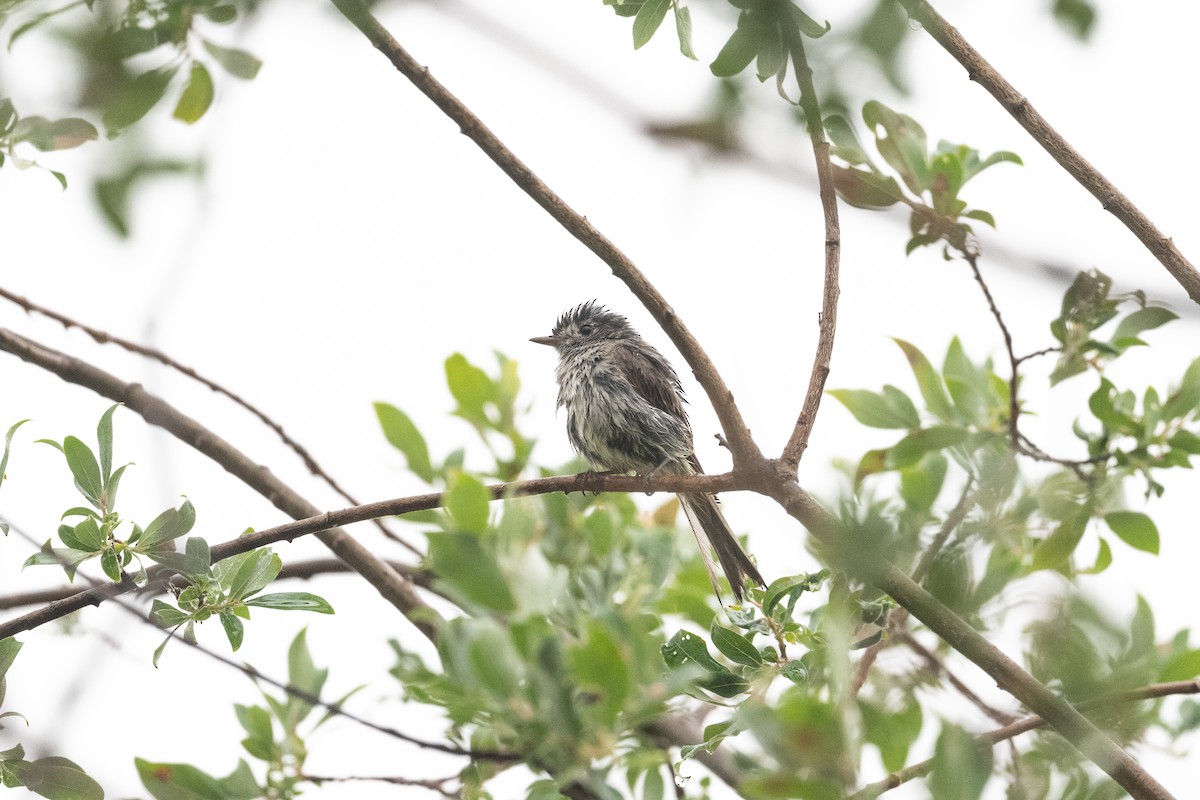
left=901, top=632, right=1016, bottom=725
left=0, top=468, right=743, bottom=640
left=326, top=0, right=764, bottom=469
left=305, top=774, right=459, bottom=797
left=848, top=679, right=1200, bottom=799
left=896, top=0, right=1200, bottom=305
left=0, top=326, right=442, bottom=642
left=0, top=285, right=422, bottom=557
left=779, top=29, right=841, bottom=470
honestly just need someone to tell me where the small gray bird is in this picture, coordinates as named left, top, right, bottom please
left=531, top=301, right=765, bottom=602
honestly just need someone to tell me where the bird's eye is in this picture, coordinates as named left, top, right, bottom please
left=579, top=324, right=594, bottom=335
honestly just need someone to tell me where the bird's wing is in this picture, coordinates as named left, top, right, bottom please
left=612, top=346, right=689, bottom=421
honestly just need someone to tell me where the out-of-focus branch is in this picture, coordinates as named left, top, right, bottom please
left=850, top=679, right=1200, bottom=799
left=897, top=0, right=1200, bottom=305
left=327, top=0, right=764, bottom=470
left=780, top=29, right=841, bottom=470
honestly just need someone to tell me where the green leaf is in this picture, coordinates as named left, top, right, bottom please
left=710, top=621, right=763, bottom=667
left=426, top=531, right=515, bottom=612
left=828, top=387, right=919, bottom=429
left=138, top=499, right=197, bottom=550
left=219, top=549, right=281, bottom=600
left=103, top=67, right=178, bottom=134
left=24, top=756, right=103, bottom=800
left=219, top=610, right=245, bottom=651
left=105, top=463, right=130, bottom=511
left=201, top=40, right=261, bottom=80
left=710, top=12, right=764, bottom=77
left=831, top=165, right=903, bottom=209
left=701, top=670, right=750, bottom=698
left=150, top=599, right=190, bottom=628
left=1103, top=511, right=1159, bottom=555
left=784, top=2, right=831, bottom=39
left=0, top=419, right=28, bottom=494
left=100, top=548, right=121, bottom=581
left=0, top=638, right=22, bottom=682
left=136, top=758, right=226, bottom=800
left=1162, top=649, right=1200, bottom=682
left=568, top=621, right=631, bottom=725
left=662, top=629, right=723, bottom=672
left=173, top=62, right=214, bottom=124
left=9, top=116, right=97, bottom=152
left=928, top=725, right=992, bottom=800
left=1032, top=504, right=1090, bottom=570
left=96, top=404, right=119, bottom=485
left=887, top=425, right=968, bottom=469
left=1111, top=306, right=1177, bottom=347
left=62, top=436, right=103, bottom=508
left=862, top=101, right=930, bottom=194
left=632, top=0, right=670, bottom=48
left=1077, top=537, right=1112, bottom=575
left=673, top=4, right=696, bottom=59
left=899, top=451, right=947, bottom=512
left=374, top=402, right=435, bottom=483
left=962, top=208, right=996, bottom=228
left=244, top=592, right=334, bottom=614
left=860, top=699, right=923, bottom=773
left=1162, top=358, right=1200, bottom=420
left=893, top=338, right=956, bottom=422
left=445, top=471, right=491, bottom=534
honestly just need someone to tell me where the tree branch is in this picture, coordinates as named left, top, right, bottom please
left=896, top=0, right=1200, bottom=305
left=850, top=679, right=1200, bottom=799
left=0, top=284, right=421, bottom=557
left=768, top=480, right=1174, bottom=800
left=780, top=28, right=841, bottom=470
left=326, top=0, right=764, bottom=468
left=0, top=326, right=441, bottom=642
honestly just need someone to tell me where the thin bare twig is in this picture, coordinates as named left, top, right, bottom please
left=849, top=679, right=1200, bottom=799
left=896, top=0, right=1200, bottom=304
left=779, top=29, right=841, bottom=470
left=327, top=0, right=765, bottom=469
left=0, top=285, right=421, bottom=557
left=305, top=774, right=459, bottom=797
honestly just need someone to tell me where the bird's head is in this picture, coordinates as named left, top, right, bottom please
left=530, top=301, right=635, bottom=350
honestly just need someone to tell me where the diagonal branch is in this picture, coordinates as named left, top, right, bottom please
left=896, top=0, right=1200, bottom=305
left=780, top=28, right=841, bottom=470
left=0, top=284, right=421, bottom=556
left=0, top=325, right=441, bottom=642
left=850, top=679, right=1200, bottom=799
left=768, top=480, right=1173, bottom=800
left=326, top=0, right=764, bottom=468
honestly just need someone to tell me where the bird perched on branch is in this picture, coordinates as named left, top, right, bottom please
left=531, top=301, right=765, bottom=602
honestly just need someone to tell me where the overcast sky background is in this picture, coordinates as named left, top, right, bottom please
left=2, top=0, right=1199, bottom=796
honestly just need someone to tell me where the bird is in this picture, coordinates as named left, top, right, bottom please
left=531, top=301, right=765, bottom=602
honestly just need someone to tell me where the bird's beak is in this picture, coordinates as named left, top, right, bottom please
left=529, top=336, right=559, bottom=347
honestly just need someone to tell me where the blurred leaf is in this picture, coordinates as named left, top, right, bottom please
left=828, top=386, right=918, bottom=429
left=1162, top=357, right=1200, bottom=421
left=893, top=338, right=956, bottom=421
left=103, top=67, right=178, bottom=135
left=710, top=11, right=764, bottom=77
left=899, top=451, right=947, bottom=512
left=374, top=402, right=435, bottom=483
left=928, top=725, right=992, bottom=800
left=887, top=425, right=968, bottom=469
left=862, top=100, right=930, bottom=194
left=445, top=471, right=491, bottom=534
left=136, top=757, right=226, bottom=800
left=1032, top=504, right=1090, bottom=570
left=1111, top=306, right=1177, bottom=346
left=446, top=353, right=494, bottom=427
left=831, top=165, right=903, bottom=209
left=202, top=40, right=261, bottom=80
left=23, top=756, right=103, bottom=800
left=1162, top=649, right=1200, bottom=682
left=0, top=419, right=29, bottom=494
left=427, top=531, right=515, bottom=612
left=10, top=116, right=97, bottom=151
left=568, top=621, right=630, bottom=724
left=1103, top=511, right=1158, bottom=555
left=173, top=62, right=214, bottom=124
left=1053, top=0, right=1097, bottom=39
left=0, top=638, right=21, bottom=682
left=860, top=698, right=922, bottom=773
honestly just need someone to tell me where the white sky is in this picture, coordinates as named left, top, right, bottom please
left=2, top=0, right=1199, bottom=797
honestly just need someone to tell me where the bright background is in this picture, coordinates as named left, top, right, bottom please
left=2, top=0, right=1199, bottom=796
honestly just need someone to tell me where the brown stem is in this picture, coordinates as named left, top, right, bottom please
left=896, top=0, right=1200, bottom=305
left=779, top=29, right=841, bottom=470
left=325, top=0, right=764, bottom=468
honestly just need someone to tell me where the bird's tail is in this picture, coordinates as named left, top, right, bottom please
left=679, top=492, right=765, bottom=603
